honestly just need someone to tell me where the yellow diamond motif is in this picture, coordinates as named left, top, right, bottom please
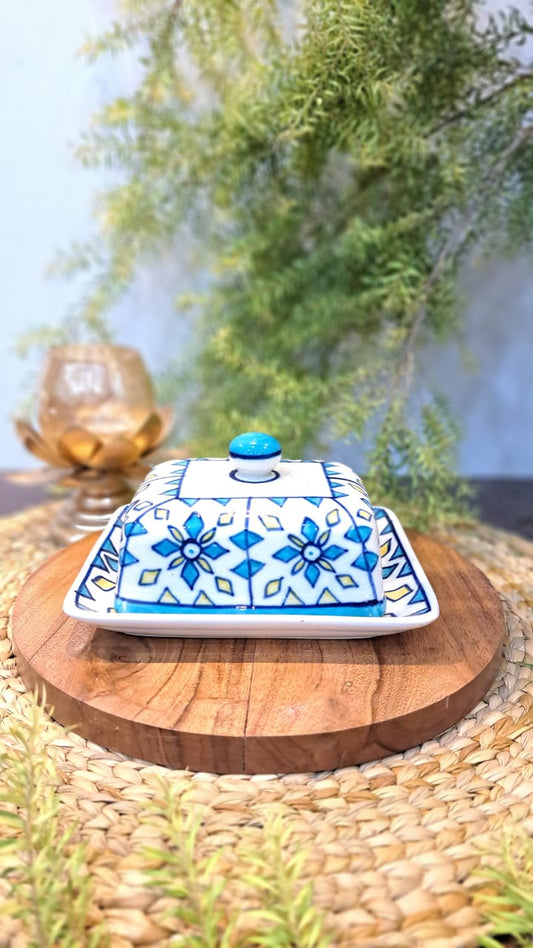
left=337, top=574, right=357, bottom=588
left=216, top=577, right=234, bottom=596
left=380, top=539, right=391, bottom=557
left=283, top=588, right=304, bottom=606
left=195, top=591, right=214, bottom=606
left=259, top=514, right=283, bottom=531
left=326, top=508, right=340, bottom=526
left=358, top=508, right=372, bottom=521
left=159, top=588, right=179, bottom=604
left=140, top=569, right=161, bottom=586
left=217, top=512, right=233, bottom=526
left=93, top=575, right=116, bottom=592
left=385, top=584, right=411, bottom=602
left=265, top=578, right=282, bottom=598
left=318, top=588, right=340, bottom=605
left=154, top=507, right=170, bottom=520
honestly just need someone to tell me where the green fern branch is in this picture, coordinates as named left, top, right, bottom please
left=142, top=785, right=335, bottom=948
left=142, top=780, right=239, bottom=948
left=31, top=0, right=533, bottom=525
left=475, top=829, right=533, bottom=947
left=238, top=813, right=334, bottom=948
left=0, top=695, right=108, bottom=948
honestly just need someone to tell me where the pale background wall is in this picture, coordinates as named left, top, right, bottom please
left=0, top=0, right=531, bottom=475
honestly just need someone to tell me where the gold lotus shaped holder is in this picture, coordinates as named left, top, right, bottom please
left=15, top=344, right=173, bottom=544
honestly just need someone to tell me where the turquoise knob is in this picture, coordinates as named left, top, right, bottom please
left=229, top=432, right=282, bottom=482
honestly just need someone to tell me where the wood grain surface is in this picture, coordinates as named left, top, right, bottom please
left=11, top=531, right=505, bottom=774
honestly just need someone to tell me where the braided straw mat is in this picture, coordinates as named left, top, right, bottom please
left=1, top=502, right=532, bottom=948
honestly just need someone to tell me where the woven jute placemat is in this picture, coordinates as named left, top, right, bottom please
left=1, top=503, right=532, bottom=948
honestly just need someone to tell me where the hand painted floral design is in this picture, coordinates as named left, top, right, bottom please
left=152, top=511, right=228, bottom=589
left=274, top=515, right=346, bottom=587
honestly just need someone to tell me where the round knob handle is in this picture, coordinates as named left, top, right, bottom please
left=228, top=432, right=282, bottom=483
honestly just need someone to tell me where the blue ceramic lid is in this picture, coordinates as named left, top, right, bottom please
left=113, top=433, right=386, bottom=618
left=228, top=432, right=282, bottom=484
left=229, top=432, right=282, bottom=460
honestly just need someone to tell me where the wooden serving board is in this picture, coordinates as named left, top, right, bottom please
left=11, top=531, right=505, bottom=774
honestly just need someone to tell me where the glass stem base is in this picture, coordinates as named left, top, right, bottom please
left=51, top=473, right=134, bottom=545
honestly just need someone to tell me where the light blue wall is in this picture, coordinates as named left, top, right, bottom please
left=1, top=1, right=531, bottom=475
left=0, top=0, right=116, bottom=466
left=421, top=256, right=533, bottom=476
left=0, top=0, right=192, bottom=468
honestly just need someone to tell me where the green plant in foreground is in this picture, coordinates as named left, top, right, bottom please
left=0, top=696, right=107, bottom=948
left=144, top=782, right=334, bottom=947
left=144, top=781, right=238, bottom=948
left=237, top=813, right=334, bottom=948
left=476, top=829, right=533, bottom=947
left=0, top=709, right=334, bottom=948
left=35, top=0, right=533, bottom=528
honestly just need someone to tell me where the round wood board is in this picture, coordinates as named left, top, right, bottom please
left=11, top=531, right=505, bottom=774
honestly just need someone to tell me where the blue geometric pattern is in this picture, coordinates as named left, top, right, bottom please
left=230, top=529, right=263, bottom=550
left=324, top=462, right=374, bottom=510
left=150, top=511, right=228, bottom=591
left=124, top=521, right=147, bottom=537
left=74, top=505, right=432, bottom=620
left=374, top=508, right=430, bottom=613
left=109, top=457, right=394, bottom=614
left=274, top=515, right=346, bottom=588
left=232, top=558, right=265, bottom=579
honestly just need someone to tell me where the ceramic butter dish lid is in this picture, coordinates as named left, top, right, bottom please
left=113, top=432, right=386, bottom=617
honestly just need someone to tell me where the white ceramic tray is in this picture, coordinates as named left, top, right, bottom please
left=63, top=506, right=438, bottom=638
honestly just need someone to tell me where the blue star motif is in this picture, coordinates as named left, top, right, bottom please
left=152, top=512, right=228, bottom=590
left=273, top=516, right=346, bottom=588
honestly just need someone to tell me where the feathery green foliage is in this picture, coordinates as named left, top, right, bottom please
left=143, top=782, right=334, bottom=947
left=0, top=695, right=107, bottom=948
left=237, top=813, right=334, bottom=948
left=0, top=720, right=335, bottom=948
left=6, top=699, right=533, bottom=946
left=475, top=829, right=533, bottom=946
left=48, top=0, right=533, bottom=525
left=143, top=780, right=239, bottom=947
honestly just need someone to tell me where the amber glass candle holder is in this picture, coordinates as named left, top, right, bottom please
left=15, top=344, right=173, bottom=544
